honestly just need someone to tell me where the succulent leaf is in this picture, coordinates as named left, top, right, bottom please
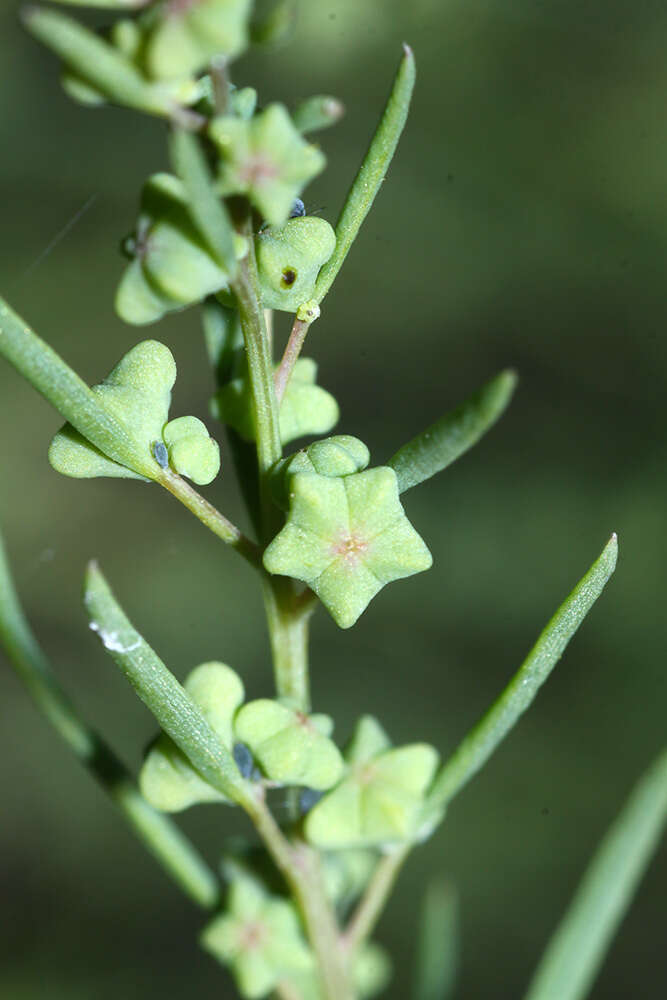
left=263, top=467, right=432, bottom=628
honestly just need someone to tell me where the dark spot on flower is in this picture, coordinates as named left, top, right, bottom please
left=281, top=268, right=297, bottom=288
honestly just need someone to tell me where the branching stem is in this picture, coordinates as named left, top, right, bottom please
left=343, top=846, right=410, bottom=954
left=274, top=317, right=311, bottom=404
left=157, top=468, right=262, bottom=569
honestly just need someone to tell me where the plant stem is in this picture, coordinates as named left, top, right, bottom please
left=157, top=467, right=262, bottom=568
left=343, top=846, right=410, bottom=954
left=262, top=576, right=311, bottom=711
left=274, top=317, right=311, bottom=404
left=230, top=250, right=282, bottom=485
left=0, top=532, right=220, bottom=910
left=247, top=794, right=355, bottom=1000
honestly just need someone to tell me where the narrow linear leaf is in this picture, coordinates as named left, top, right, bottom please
left=21, top=7, right=172, bottom=118
left=0, top=296, right=152, bottom=476
left=43, top=0, right=149, bottom=8
left=251, top=0, right=298, bottom=45
left=413, top=880, right=459, bottom=1000
left=426, top=535, right=618, bottom=814
left=0, top=526, right=219, bottom=909
left=169, top=129, right=239, bottom=277
left=524, top=747, right=667, bottom=1000
left=314, top=44, right=416, bottom=304
left=389, top=370, right=518, bottom=493
left=83, top=562, right=247, bottom=804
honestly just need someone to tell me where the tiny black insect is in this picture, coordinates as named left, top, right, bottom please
left=152, top=441, right=169, bottom=469
left=289, top=198, right=307, bottom=218
left=233, top=741, right=256, bottom=779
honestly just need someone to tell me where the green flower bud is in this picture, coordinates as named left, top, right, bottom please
left=292, top=94, right=345, bottom=135
left=289, top=941, right=390, bottom=1000
left=163, top=415, right=221, bottom=485
left=256, top=217, right=335, bottom=312
left=209, top=104, right=326, bottom=226
left=212, top=358, right=339, bottom=446
left=139, top=662, right=244, bottom=812
left=354, top=942, right=392, bottom=999
left=116, top=173, right=246, bottom=326
left=143, top=0, right=252, bottom=82
left=234, top=700, right=344, bottom=790
left=201, top=876, right=313, bottom=999
left=49, top=340, right=176, bottom=481
left=270, top=435, right=370, bottom=510
left=304, top=725, right=440, bottom=850
left=263, top=467, right=433, bottom=628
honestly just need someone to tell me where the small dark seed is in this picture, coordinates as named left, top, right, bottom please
left=281, top=268, right=297, bottom=288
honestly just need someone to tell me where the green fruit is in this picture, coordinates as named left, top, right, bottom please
left=234, top=699, right=344, bottom=790
left=256, top=217, right=335, bottom=312
left=49, top=340, right=176, bottom=481
left=212, top=358, right=339, bottom=446
left=163, top=415, right=221, bottom=486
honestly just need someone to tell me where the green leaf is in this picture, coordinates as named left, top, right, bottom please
left=251, top=0, right=298, bottom=46
left=314, top=45, right=415, bottom=304
left=169, top=128, right=239, bottom=278
left=83, top=562, right=247, bottom=804
left=21, top=7, right=174, bottom=118
left=388, top=370, right=518, bottom=493
left=523, top=747, right=667, bottom=1000
left=292, top=95, right=345, bottom=134
left=413, top=881, right=458, bottom=1000
left=42, top=0, right=149, bottom=7
left=0, top=525, right=219, bottom=909
left=0, top=296, right=155, bottom=478
left=424, top=535, right=618, bottom=820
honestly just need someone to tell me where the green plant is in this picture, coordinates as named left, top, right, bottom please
left=1, top=2, right=665, bottom=998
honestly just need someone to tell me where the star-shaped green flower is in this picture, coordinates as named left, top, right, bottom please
left=209, top=105, right=326, bottom=226
left=304, top=715, right=440, bottom=850
left=263, top=467, right=433, bottom=628
left=201, top=876, right=313, bottom=999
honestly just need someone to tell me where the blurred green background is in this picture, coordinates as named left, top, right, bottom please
left=1, top=1, right=666, bottom=997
